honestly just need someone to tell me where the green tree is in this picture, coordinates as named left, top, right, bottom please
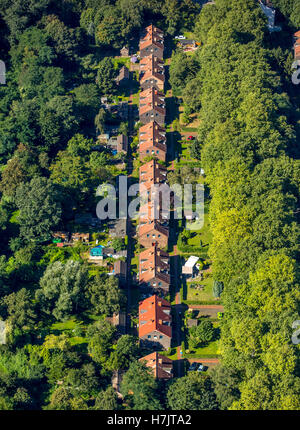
left=50, top=150, right=91, bottom=190
left=94, top=386, right=118, bottom=410
left=107, top=335, right=139, bottom=370
left=190, top=319, right=215, bottom=347
left=210, top=365, right=241, bottom=410
left=15, top=176, right=62, bottom=242
left=87, top=320, right=116, bottom=365
left=43, top=14, right=81, bottom=60
left=64, top=363, right=99, bottom=396
left=120, top=361, right=162, bottom=410
left=96, top=57, right=117, bottom=95
left=167, top=373, right=218, bottom=410
left=87, top=275, right=124, bottom=316
left=36, top=260, right=88, bottom=320
left=73, top=83, right=100, bottom=122
left=95, top=9, right=123, bottom=48
left=213, top=281, right=224, bottom=298
left=1, top=288, right=36, bottom=330
left=46, top=387, right=89, bottom=410
left=95, top=107, right=107, bottom=134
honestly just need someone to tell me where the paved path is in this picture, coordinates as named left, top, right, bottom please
left=174, top=245, right=183, bottom=370
left=125, top=67, right=135, bottom=332
left=188, top=305, right=224, bottom=311
left=187, top=358, right=220, bottom=368
left=166, top=69, right=185, bottom=376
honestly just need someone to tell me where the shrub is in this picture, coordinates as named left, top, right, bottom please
left=213, top=281, right=224, bottom=298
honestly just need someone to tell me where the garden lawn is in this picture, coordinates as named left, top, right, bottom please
left=159, top=348, right=178, bottom=360
left=186, top=274, right=214, bottom=302
left=131, top=254, right=139, bottom=274
left=185, top=339, right=220, bottom=358
left=131, top=91, right=140, bottom=105
left=185, top=319, right=221, bottom=358
left=112, top=57, right=130, bottom=69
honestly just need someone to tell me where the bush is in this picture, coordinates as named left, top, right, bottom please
left=177, top=232, right=208, bottom=255
left=213, top=281, right=224, bottom=298
left=189, top=319, right=214, bottom=347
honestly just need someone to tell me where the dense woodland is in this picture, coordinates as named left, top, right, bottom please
left=0, top=0, right=299, bottom=410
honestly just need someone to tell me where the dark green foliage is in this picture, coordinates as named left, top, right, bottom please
left=15, top=176, right=62, bottom=243
left=96, top=57, right=117, bottom=95
left=87, top=275, right=125, bottom=316
left=0, top=288, right=36, bottom=330
left=36, top=260, right=88, bottom=320
left=94, top=386, right=118, bottom=410
left=120, top=361, right=162, bottom=410
left=189, top=319, right=215, bottom=347
left=167, top=373, right=218, bottom=410
left=213, top=281, right=224, bottom=298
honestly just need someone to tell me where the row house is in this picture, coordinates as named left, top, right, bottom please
left=139, top=159, right=168, bottom=192
left=139, top=295, right=172, bottom=350
left=294, top=31, right=300, bottom=61
left=139, top=24, right=164, bottom=59
left=139, top=87, right=166, bottom=125
left=139, top=160, right=170, bottom=230
left=139, top=197, right=169, bottom=225
left=136, top=26, right=172, bottom=363
left=140, top=55, right=165, bottom=91
left=138, top=219, right=169, bottom=249
left=139, top=352, right=173, bottom=380
left=139, top=245, right=170, bottom=294
left=139, top=121, right=167, bottom=162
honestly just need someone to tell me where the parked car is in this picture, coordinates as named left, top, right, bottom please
left=197, top=363, right=205, bottom=372
left=187, top=135, right=195, bottom=140
left=178, top=35, right=186, bottom=39
left=188, top=362, right=198, bottom=372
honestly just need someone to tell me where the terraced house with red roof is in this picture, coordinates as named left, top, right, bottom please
left=138, top=245, right=170, bottom=294
left=139, top=121, right=167, bottom=162
left=139, top=24, right=164, bottom=59
left=139, top=87, right=166, bottom=125
left=139, top=159, right=168, bottom=192
left=294, top=31, right=300, bottom=61
left=138, top=219, right=169, bottom=249
left=140, top=55, right=165, bottom=91
left=139, top=295, right=172, bottom=350
left=139, top=196, right=170, bottom=226
left=139, top=352, right=173, bottom=379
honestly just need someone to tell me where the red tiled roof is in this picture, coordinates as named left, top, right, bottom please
left=139, top=87, right=165, bottom=116
left=139, top=352, right=173, bottom=379
left=139, top=245, right=170, bottom=284
left=139, top=159, right=168, bottom=191
left=295, top=45, right=300, bottom=59
left=140, top=55, right=165, bottom=85
left=138, top=219, right=169, bottom=239
left=139, top=121, right=167, bottom=153
left=139, top=295, right=172, bottom=338
left=139, top=25, right=164, bottom=51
